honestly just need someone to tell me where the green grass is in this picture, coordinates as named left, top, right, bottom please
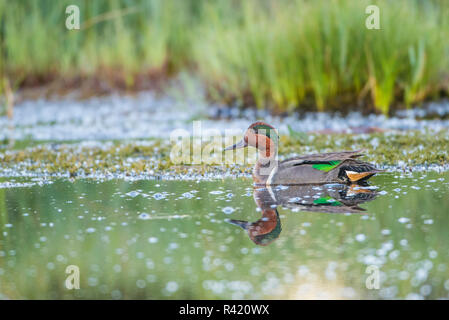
left=0, top=0, right=448, bottom=114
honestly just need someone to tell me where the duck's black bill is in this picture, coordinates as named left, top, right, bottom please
left=224, top=139, right=247, bottom=151
left=227, top=219, right=249, bottom=230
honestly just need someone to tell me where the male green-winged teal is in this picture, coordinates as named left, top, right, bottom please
left=224, top=121, right=381, bottom=185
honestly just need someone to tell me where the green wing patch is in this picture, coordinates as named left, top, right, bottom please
left=312, top=160, right=341, bottom=172
left=313, top=196, right=342, bottom=206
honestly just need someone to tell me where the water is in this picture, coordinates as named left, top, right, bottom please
left=1, top=172, right=448, bottom=299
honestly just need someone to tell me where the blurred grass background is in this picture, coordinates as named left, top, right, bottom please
left=0, top=0, right=448, bottom=114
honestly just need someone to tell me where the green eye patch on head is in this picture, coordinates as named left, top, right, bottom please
left=252, top=124, right=279, bottom=142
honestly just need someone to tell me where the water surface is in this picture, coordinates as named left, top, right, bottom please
left=0, top=172, right=448, bottom=299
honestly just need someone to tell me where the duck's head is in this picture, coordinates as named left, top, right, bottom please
left=228, top=208, right=281, bottom=246
left=224, top=121, right=278, bottom=157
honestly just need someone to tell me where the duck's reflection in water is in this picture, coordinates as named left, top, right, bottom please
left=228, top=184, right=378, bottom=246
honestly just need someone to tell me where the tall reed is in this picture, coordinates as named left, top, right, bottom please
left=0, top=0, right=448, bottom=114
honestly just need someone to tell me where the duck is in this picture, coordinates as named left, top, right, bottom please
left=224, top=121, right=382, bottom=185
left=228, top=183, right=378, bottom=246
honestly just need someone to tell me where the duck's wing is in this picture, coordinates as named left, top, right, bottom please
left=270, top=150, right=381, bottom=185
left=280, top=150, right=364, bottom=167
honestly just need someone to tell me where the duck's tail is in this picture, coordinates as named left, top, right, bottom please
left=338, top=162, right=384, bottom=183
left=345, top=170, right=378, bottom=182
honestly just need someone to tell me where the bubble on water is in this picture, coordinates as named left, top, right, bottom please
left=39, top=236, right=47, bottom=242
left=355, top=234, right=366, bottom=242
left=181, top=192, right=194, bottom=199
left=297, top=266, right=310, bottom=277
left=232, top=292, right=245, bottom=299
left=146, top=260, right=155, bottom=269
left=153, top=193, right=165, bottom=200
left=363, top=255, right=385, bottom=265
left=111, top=290, right=122, bottom=299
left=225, top=262, right=234, bottom=271
left=168, top=243, right=179, bottom=250
left=379, top=286, right=398, bottom=299
left=46, top=262, right=55, bottom=270
left=423, top=260, right=433, bottom=270
left=4, top=224, right=12, bottom=228
left=420, top=285, right=432, bottom=296
left=126, top=191, right=140, bottom=198
left=325, top=263, right=337, bottom=281
left=88, top=277, right=99, bottom=287
left=388, top=250, right=400, bottom=260
left=381, top=229, right=391, bottom=235
left=424, top=219, right=433, bottom=224
left=144, top=274, right=156, bottom=283
left=148, top=237, right=158, bottom=244
left=406, top=293, right=423, bottom=300
left=398, top=217, right=410, bottom=224
left=86, top=228, right=96, bottom=233
left=380, top=241, right=394, bottom=254
left=136, top=279, right=146, bottom=289
left=166, top=281, right=179, bottom=293
left=444, top=279, right=449, bottom=291
left=415, top=268, right=428, bottom=282
left=429, top=250, right=438, bottom=259
left=398, top=271, right=409, bottom=280
left=134, top=252, right=144, bottom=259
left=138, top=213, right=150, bottom=220
left=222, top=207, right=235, bottom=214
left=209, top=190, right=224, bottom=195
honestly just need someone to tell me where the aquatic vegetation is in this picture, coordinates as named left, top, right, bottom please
left=1, top=0, right=448, bottom=113
left=0, top=129, right=448, bottom=179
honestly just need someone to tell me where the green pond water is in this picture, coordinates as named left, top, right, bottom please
left=0, top=172, right=449, bottom=299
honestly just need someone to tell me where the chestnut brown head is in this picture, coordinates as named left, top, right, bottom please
left=228, top=208, right=281, bottom=246
left=224, top=122, right=278, bottom=156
